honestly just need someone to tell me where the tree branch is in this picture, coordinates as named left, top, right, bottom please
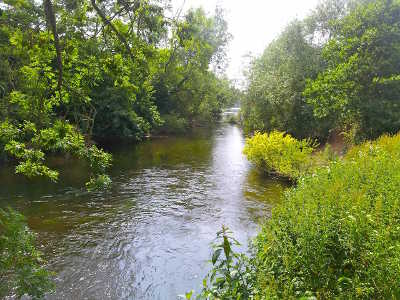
left=90, top=0, right=135, bottom=62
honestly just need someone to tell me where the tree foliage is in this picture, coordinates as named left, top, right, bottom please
left=0, top=0, right=235, bottom=186
left=242, top=0, right=400, bottom=142
left=305, top=0, right=400, bottom=140
left=241, top=20, right=330, bottom=139
left=153, top=7, right=234, bottom=131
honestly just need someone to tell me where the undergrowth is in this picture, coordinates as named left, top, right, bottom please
left=196, top=132, right=400, bottom=299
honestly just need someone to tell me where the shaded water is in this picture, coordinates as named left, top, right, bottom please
left=0, top=124, right=286, bottom=299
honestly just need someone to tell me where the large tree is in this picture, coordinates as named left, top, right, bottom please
left=242, top=20, right=328, bottom=139
left=152, top=7, right=233, bottom=131
left=304, top=0, right=400, bottom=140
left=0, top=0, right=234, bottom=185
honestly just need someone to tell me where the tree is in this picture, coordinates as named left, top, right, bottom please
left=152, top=7, right=233, bottom=132
left=0, top=0, right=113, bottom=188
left=304, top=0, right=400, bottom=140
left=242, top=20, right=329, bottom=139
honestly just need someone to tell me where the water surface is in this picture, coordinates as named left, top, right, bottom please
left=0, top=124, right=286, bottom=299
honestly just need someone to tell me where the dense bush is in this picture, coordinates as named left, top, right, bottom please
left=253, top=133, right=400, bottom=299
left=0, top=208, right=54, bottom=299
left=156, top=114, right=189, bottom=135
left=243, top=131, right=317, bottom=179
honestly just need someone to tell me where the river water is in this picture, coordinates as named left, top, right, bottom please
left=0, top=123, right=286, bottom=299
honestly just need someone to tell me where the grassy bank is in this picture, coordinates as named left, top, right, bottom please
left=199, top=132, right=400, bottom=299
left=253, top=133, right=400, bottom=298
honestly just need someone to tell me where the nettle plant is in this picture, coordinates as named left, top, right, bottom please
left=183, top=226, right=255, bottom=300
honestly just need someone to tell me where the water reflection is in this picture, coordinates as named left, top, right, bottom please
left=0, top=124, right=287, bottom=299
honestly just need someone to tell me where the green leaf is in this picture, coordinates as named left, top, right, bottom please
left=223, top=235, right=231, bottom=259
left=212, top=249, right=222, bottom=264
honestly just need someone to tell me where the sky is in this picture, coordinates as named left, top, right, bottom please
left=171, top=0, right=321, bottom=83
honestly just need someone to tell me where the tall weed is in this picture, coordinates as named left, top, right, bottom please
left=254, top=133, right=400, bottom=299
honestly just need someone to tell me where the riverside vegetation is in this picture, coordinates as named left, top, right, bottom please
left=0, top=208, right=54, bottom=298
left=1, top=0, right=400, bottom=298
left=0, top=0, right=236, bottom=187
left=195, top=132, right=400, bottom=299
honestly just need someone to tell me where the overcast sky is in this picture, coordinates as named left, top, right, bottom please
left=171, top=0, right=321, bottom=82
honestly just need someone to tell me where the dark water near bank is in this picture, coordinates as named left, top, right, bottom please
left=0, top=124, right=286, bottom=299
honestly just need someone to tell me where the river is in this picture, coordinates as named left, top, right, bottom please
left=0, top=123, right=286, bottom=299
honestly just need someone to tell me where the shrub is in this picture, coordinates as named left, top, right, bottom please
left=253, top=133, right=400, bottom=299
left=0, top=208, right=54, bottom=299
left=157, top=114, right=189, bottom=135
left=243, top=131, right=317, bottom=179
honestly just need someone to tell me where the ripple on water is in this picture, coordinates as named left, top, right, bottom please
left=0, top=124, right=287, bottom=299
